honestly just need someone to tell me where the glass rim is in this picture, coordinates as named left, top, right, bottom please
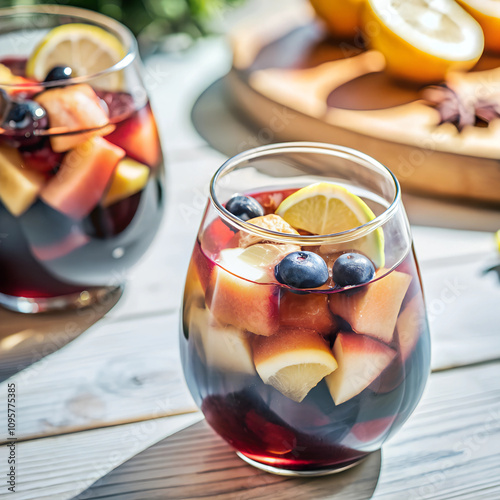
left=0, top=4, right=137, bottom=89
left=209, top=142, right=402, bottom=245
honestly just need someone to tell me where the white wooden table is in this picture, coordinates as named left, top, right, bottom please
left=1, top=33, right=500, bottom=500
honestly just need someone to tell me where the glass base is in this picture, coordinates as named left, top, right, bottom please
left=0, top=285, right=123, bottom=313
left=236, top=452, right=368, bottom=477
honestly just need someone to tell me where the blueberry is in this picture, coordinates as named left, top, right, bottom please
left=226, top=194, right=264, bottom=221
left=332, top=252, right=375, bottom=288
left=275, top=251, right=329, bottom=289
left=3, top=100, right=47, bottom=148
left=44, top=66, right=73, bottom=83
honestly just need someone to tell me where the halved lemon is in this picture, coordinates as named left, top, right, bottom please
left=362, top=0, right=484, bottom=83
left=26, top=24, right=126, bottom=89
left=456, top=0, right=500, bottom=52
left=253, top=329, right=338, bottom=403
left=275, top=182, right=385, bottom=267
left=310, top=0, right=365, bottom=38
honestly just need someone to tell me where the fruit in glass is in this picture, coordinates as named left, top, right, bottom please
left=0, top=6, right=164, bottom=312
left=180, top=143, right=430, bottom=475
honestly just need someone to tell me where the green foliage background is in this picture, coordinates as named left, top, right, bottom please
left=0, top=0, right=243, bottom=48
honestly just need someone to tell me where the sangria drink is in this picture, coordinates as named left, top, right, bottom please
left=181, top=143, right=430, bottom=475
left=0, top=6, right=164, bottom=312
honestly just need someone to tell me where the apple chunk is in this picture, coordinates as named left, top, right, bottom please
left=254, top=328, right=338, bottom=402
left=326, top=332, right=396, bottom=405
left=189, top=305, right=255, bottom=375
left=0, top=145, right=45, bottom=216
left=206, top=264, right=279, bottom=336
left=41, top=137, right=125, bottom=219
left=280, top=291, right=338, bottom=336
left=397, top=295, right=427, bottom=363
left=35, top=84, right=111, bottom=152
left=329, top=269, right=412, bottom=344
left=206, top=244, right=298, bottom=336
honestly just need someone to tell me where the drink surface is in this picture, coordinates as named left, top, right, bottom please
left=0, top=57, right=164, bottom=298
left=181, top=186, right=430, bottom=471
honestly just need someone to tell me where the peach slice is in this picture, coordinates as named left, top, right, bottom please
left=325, top=332, right=396, bottom=405
left=280, top=291, right=338, bottom=336
left=35, top=84, right=111, bottom=152
left=329, top=269, right=412, bottom=344
left=189, top=305, right=255, bottom=375
left=237, top=214, right=299, bottom=248
left=396, top=294, right=426, bottom=363
left=253, top=328, right=338, bottom=402
left=0, top=145, right=45, bottom=216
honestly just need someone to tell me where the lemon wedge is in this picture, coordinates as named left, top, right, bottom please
left=275, top=182, right=385, bottom=267
left=456, top=0, right=500, bottom=52
left=362, top=0, right=484, bottom=83
left=26, top=24, right=125, bottom=89
left=496, top=230, right=500, bottom=252
left=253, top=329, right=338, bottom=403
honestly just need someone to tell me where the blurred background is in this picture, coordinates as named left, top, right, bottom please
left=0, top=0, right=244, bottom=54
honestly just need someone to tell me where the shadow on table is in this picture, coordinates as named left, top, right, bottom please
left=76, top=419, right=381, bottom=500
left=192, top=77, right=500, bottom=233
left=0, top=287, right=122, bottom=383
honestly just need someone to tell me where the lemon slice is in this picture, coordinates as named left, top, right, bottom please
left=26, top=24, right=125, bottom=89
left=363, top=0, right=484, bottom=83
left=456, top=0, right=500, bottom=52
left=253, top=329, right=338, bottom=403
left=275, top=182, right=385, bottom=267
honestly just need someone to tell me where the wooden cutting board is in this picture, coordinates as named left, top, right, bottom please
left=227, top=1, right=500, bottom=205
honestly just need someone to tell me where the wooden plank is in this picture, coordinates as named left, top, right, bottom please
left=65, top=362, right=500, bottom=500
left=0, top=313, right=197, bottom=443
left=421, top=255, right=500, bottom=371
left=0, top=413, right=203, bottom=500
left=0, top=287, right=122, bottom=383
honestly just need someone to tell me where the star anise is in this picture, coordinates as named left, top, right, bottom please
left=422, top=83, right=500, bottom=132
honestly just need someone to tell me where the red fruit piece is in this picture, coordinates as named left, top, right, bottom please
left=40, top=137, right=125, bottom=219
left=31, top=229, right=90, bottom=261
left=280, top=291, right=338, bottom=336
left=35, top=84, right=111, bottom=152
left=202, top=218, right=237, bottom=256
left=351, top=415, right=396, bottom=443
left=21, top=141, right=63, bottom=174
left=397, top=294, right=426, bottom=364
left=192, top=240, right=214, bottom=292
left=245, top=410, right=296, bottom=455
left=106, top=104, right=161, bottom=167
left=252, top=188, right=299, bottom=215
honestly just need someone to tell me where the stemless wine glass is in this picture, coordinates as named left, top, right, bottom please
left=0, top=6, right=165, bottom=313
left=180, top=143, right=430, bottom=476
